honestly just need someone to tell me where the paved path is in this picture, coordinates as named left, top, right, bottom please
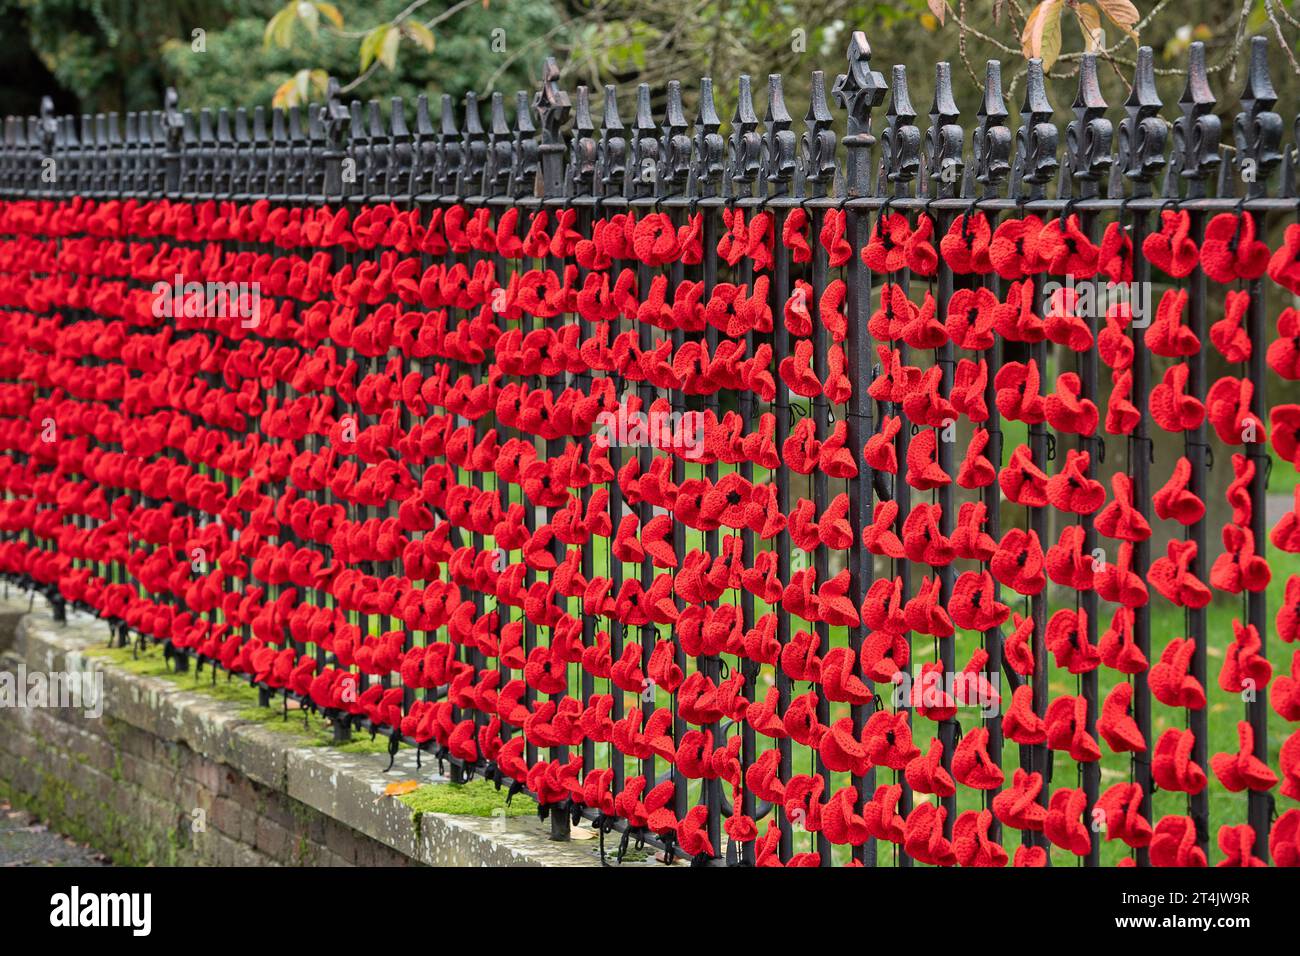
left=0, top=801, right=110, bottom=866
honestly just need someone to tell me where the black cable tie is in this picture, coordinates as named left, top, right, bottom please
left=1131, top=433, right=1156, bottom=466
left=383, top=731, right=400, bottom=773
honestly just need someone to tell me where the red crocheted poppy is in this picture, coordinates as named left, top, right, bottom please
left=1145, top=288, right=1198, bottom=357
left=1099, top=683, right=1147, bottom=754
left=939, top=211, right=993, bottom=274
left=991, top=279, right=1045, bottom=342
left=990, top=527, right=1045, bottom=596
left=1038, top=214, right=1099, bottom=278
left=861, top=211, right=915, bottom=274
left=1154, top=456, right=1206, bottom=526
left=1149, top=362, right=1204, bottom=433
left=1201, top=211, right=1270, bottom=283
left=1142, top=208, right=1199, bottom=278
left=994, top=359, right=1045, bottom=425
left=782, top=208, right=812, bottom=263
left=1210, top=289, right=1252, bottom=362
left=1150, top=636, right=1206, bottom=709
left=945, top=287, right=997, bottom=350
left=989, top=215, right=1047, bottom=279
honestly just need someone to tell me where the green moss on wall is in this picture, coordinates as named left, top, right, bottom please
left=398, top=778, right=535, bottom=838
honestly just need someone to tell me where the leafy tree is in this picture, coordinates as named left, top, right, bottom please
left=187, top=0, right=565, bottom=109
left=0, top=0, right=259, bottom=113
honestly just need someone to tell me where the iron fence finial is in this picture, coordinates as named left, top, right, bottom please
left=1013, top=58, right=1058, bottom=198
left=691, top=77, right=724, bottom=199
left=1174, top=41, right=1220, bottom=196
left=535, top=57, right=570, bottom=198
left=926, top=62, right=963, bottom=199
left=459, top=92, right=487, bottom=198
left=568, top=85, right=596, bottom=198
left=762, top=74, right=796, bottom=194
left=1119, top=46, right=1165, bottom=195
left=597, top=84, right=626, bottom=199
left=833, top=31, right=885, bottom=198
left=509, top=90, right=538, bottom=199
left=727, top=75, right=761, bottom=198
left=1234, top=35, right=1283, bottom=199
left=881, top=64, right=920, bottom=191
left=1065, top=53, right=1112, bottom=198
left=657, top=80, right=691, bottom=199
left=801, top=70, right=836, bottom=198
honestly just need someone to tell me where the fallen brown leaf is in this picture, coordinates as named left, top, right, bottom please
left=377, top=780, right=420, bottom=801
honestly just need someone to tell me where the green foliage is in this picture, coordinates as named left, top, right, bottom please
left=161, top=0, right=563, bottom=112
left=1, top=0, right=562, bottom=115
left=0, top=0, right=262, bottom=112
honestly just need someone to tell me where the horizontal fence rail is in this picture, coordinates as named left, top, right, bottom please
left=1, top=32, right=1299, bottom=866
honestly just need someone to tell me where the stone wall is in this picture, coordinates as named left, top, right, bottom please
left=0, top=595, right=600, bottom=867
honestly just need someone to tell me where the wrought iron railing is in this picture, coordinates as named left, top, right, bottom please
left=1, top=32, right=1298, bottom=867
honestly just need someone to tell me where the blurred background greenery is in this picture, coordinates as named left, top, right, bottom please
left=0, top=0, right=1298, bottom=131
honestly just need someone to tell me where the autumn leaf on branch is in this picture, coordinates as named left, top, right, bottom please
left=1022, top=0, right=1065, bottom=71
left=263, top=2, right=346, bottom=51
left=272, top=68, right=330, bottom=108
left=1096, top=0, right=1141, bottom=41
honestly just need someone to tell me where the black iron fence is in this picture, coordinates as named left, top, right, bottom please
left=0, top=31, right=1297, bottom=867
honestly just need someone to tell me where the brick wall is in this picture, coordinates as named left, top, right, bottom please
left=0, top=598, right=599, bottom=867
left=0, top=692, right=414, bottom=866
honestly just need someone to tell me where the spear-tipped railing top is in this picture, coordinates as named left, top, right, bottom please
left=801, top=70, right=837, bottom=198
left=657, top=80, right=691, bottom=199
left=1119, top=46, right=1165, bottom=193
left=1235, top=34, right=1283, bottom=199
left=926, top=62, right=963, bottom=198
left=459, top=92, right=487, bottom=196
left=1174, top=41, right=1220, bottom=195
left=484, top=91, right=513, bottom=197
left=1065, top=53, right=1112, bottom=196
left=762, top=74, right=796, bottom=195
left=626, top=83, right=658, bottom=200
left=597, top=84, right=626, bottom=199
left=568, top=85, right=596, bottom=198
left=1013, top=58, right=1058, bottom=196
left=509, top=90, right=538, bottom=199
left=881, top=64, right=920, bottom=191
left=691, top=77, right=724, bottom=199
left=727, top=74, right=761, bottom=199
left=535, top=57, right=570, bottom=199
